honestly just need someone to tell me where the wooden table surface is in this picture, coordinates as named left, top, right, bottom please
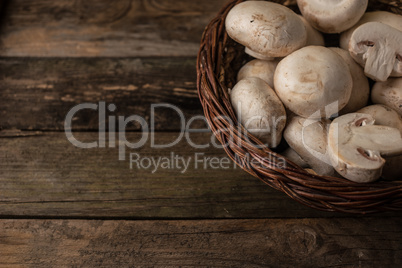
left=0, top=0, right=401, bottom=267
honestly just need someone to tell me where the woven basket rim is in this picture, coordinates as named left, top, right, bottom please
left=196, top=0, right=402, bottom=214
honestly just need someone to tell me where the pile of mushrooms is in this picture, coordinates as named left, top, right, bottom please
left=226, top=0, right=402, bottom=183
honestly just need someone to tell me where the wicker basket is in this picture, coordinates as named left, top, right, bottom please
left=197, top=0, right=402, bottom=214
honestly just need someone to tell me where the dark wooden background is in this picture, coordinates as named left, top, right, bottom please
left=0, top=0, right=401, bottom=266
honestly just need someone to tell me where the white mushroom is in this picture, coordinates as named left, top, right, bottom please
left=357, top=104, right=402, bottom=134
left=328, top=113, right=402, bottom=183
left=357, top=104, right=402, bottom=180
left=371, top=78, right=402, bottom=116
left=225, top=1, right=307, bottom=58
left=349, top=22, right=402, bottom=82
left=237, top=59, right=279, bottom=89
left=230, top=77, right=286, bottom=148
left=329, top=47, right=370, bottom=115
left=298, top=15, right=325, bottom=46
left=340, top=11, right=402, bottom=50
left=284, top=115, right=335, bottom=176
left=274, top=46, right=352, bottom=119
left=296, top=0, right=368, bottom=33
left=281, top=147, right=309, bottom=169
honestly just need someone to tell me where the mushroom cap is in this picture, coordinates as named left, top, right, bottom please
left=282, top=147, right=309, bottom=169
left=237, top=59, right=279, bottom=89
left=298, top=15, right=325, bottom=46
left=230, top=77, right=286, bottom=148
left=296, top=0, right=368, bottom=33
left=225, top=1, right=307, bottom=58
left=274, top=46, right=352, bottom=119
left=349, top=22, right=402, bottom=82
left=357, top=104, right=402, bottom=134
left=284, top=116, right=335, bottom=176
left=328, top=113, right=402, bottom=183
left=340, top=11, right=402, bottom=50
left=329, top=47, right=370, bottom=115
left=371, top=78, right=402, bottom=116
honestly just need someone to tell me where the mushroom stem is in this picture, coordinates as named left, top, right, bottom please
left=352, top=125, right=402, bottom=157
left=363, top=40, right=396, bottom=82
left=349, top=22, right=402, bottom=82
left=328, top=113, right=402, bottom=183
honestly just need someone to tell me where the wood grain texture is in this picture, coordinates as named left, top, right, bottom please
left=0, top=57, right=203, bottom=131
left=2, top=0, right=401, bottom=265
left=1, top=218, right=401, bottom=267
left=0, top=131, right=349, bottom=219
left=0, top=0, right=228, bottom=57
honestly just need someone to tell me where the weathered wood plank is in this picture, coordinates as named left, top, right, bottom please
left=0, top=131, right=348, bottom=218
left=1, top=218, right=401, bottom=267
left=0, top=57, right=203, bottom=131
left=0, top=0, right=228, bottom=57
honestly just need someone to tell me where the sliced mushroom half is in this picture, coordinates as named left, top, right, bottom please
left=340, top=11, right=402, bottom=50
left=328, top=113, right=402, bottom=183
left=349, top=22, right=402, bottom=82
left=357, top=104, right=402, bottom=180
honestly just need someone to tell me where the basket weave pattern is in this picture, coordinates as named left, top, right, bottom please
left=197, top=0, right=402, bottom=213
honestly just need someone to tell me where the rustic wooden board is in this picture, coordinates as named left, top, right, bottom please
left=0, top=131, right=353, bottom=219
left=0, top=0, right=228, bottom=57
left=1, top=218, right=401, bottom=267
left=0, top=57, right=204, bottom=131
